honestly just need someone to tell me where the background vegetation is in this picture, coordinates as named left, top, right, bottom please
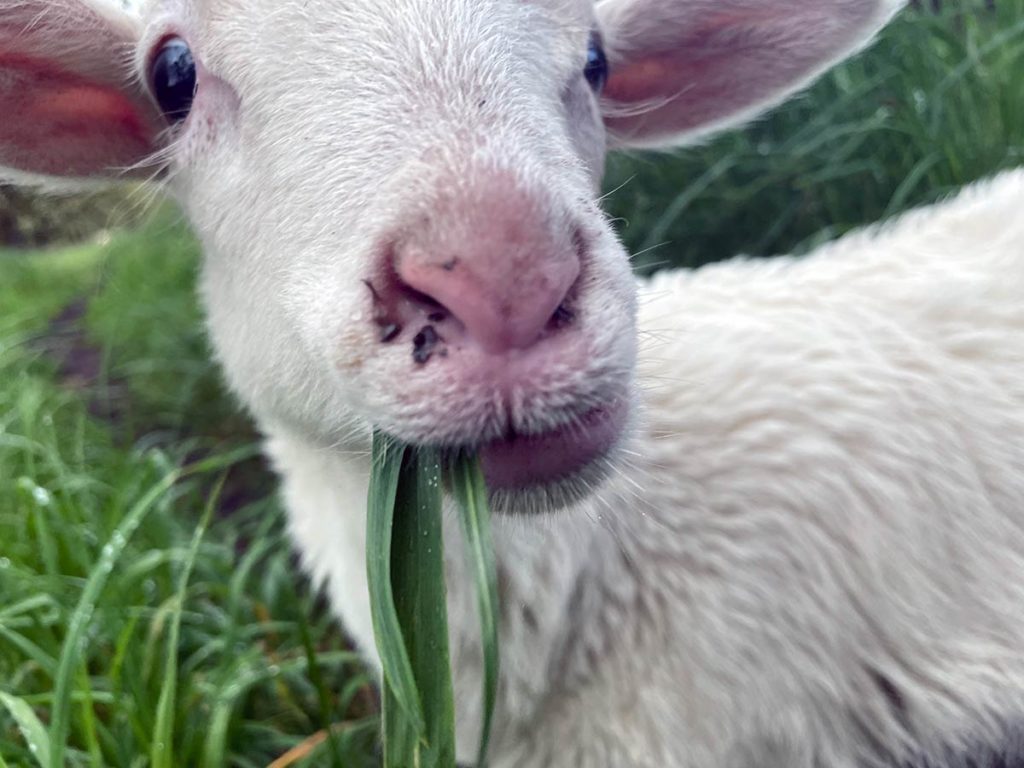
left=2, top=2, right=1023, bottom=765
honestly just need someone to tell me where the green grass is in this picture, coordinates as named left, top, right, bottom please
left=2, top=3, right=1023, bottom=765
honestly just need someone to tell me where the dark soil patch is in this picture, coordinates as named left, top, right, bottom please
left=40, top=298, right=129, bottom=423
left=38, top=297, right=274, bottom=517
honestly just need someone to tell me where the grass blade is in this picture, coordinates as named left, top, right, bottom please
left=48, top=469, right=180, bottom=768
left=150, top=474, right=221, bottom=768
left=448, top=455, right=500, bottom=768
left=387, top=447, right=455, bottom=767
left=293, top=572, right=346, bottom=768
left=0, top=691, right=51, bottom=767
left=366, top=434, right=425, bottom=735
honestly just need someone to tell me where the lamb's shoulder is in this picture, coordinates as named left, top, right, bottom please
left=639, top=168, right=1024, bottom=342
left=613, top=169, right=1024, bottom=766
left=634, top=168, right=1024, bottom=482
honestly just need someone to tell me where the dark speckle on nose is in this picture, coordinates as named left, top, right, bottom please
left=413, top=325, right=442, bottom=365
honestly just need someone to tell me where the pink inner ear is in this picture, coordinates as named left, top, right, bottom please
left=605, top=53, right=711, bottom=105
left=604, top=43, right=791, bottom=142
left=604, top=7, right=784, bottom=105
left=0, top=52, right=157, bottom=178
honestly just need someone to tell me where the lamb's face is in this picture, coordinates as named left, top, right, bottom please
left=0, top=0, right=902, bottom=508
left=156, top=0, right=638, bottom=508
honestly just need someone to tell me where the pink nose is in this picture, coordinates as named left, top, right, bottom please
left=393, top=172, right=580, bottom=354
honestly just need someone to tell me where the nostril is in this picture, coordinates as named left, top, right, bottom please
left=550, top=303, right=576, bottom=331
left=398, top=280, right=447, bottom=313
left=379, top=323, right=402, bottom=343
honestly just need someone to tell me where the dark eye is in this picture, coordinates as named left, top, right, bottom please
left=150, top=37, right=197, bottom=123
left=584, top=33, right=608, bottom=93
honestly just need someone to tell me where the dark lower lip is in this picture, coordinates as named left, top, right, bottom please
left=478, top=398, right=628, bottom=491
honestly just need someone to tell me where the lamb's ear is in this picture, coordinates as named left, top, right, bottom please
left=597, top=0, right=905, bottom=148
left=0, top=0, right=164, bottom=186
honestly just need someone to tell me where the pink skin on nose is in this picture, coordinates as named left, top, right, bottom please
left=393, top=172, right=581, bottom=354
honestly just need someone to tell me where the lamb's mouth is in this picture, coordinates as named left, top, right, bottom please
left=476, top=397, right=629, bottom=495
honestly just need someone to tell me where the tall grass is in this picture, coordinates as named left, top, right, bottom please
left=605, top=0, right=1024, bottom=271
left=1, top=3, right=1022, bottom=765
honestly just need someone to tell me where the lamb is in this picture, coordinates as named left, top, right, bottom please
left=3, top=0, right=1024, bottom=765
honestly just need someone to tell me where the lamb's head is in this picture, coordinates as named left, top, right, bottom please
left=0, top=0, right=903, bottom=509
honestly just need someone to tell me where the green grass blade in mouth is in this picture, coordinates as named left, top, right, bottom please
left=448, top=454, right=500, bottom=768
left=368, top=434, right=457, bottom=766
left=366, top=433, right=426, bottom=739
left=367, top=434, right=498, bottom=767
left=388, top=446, right=456, bottom=766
